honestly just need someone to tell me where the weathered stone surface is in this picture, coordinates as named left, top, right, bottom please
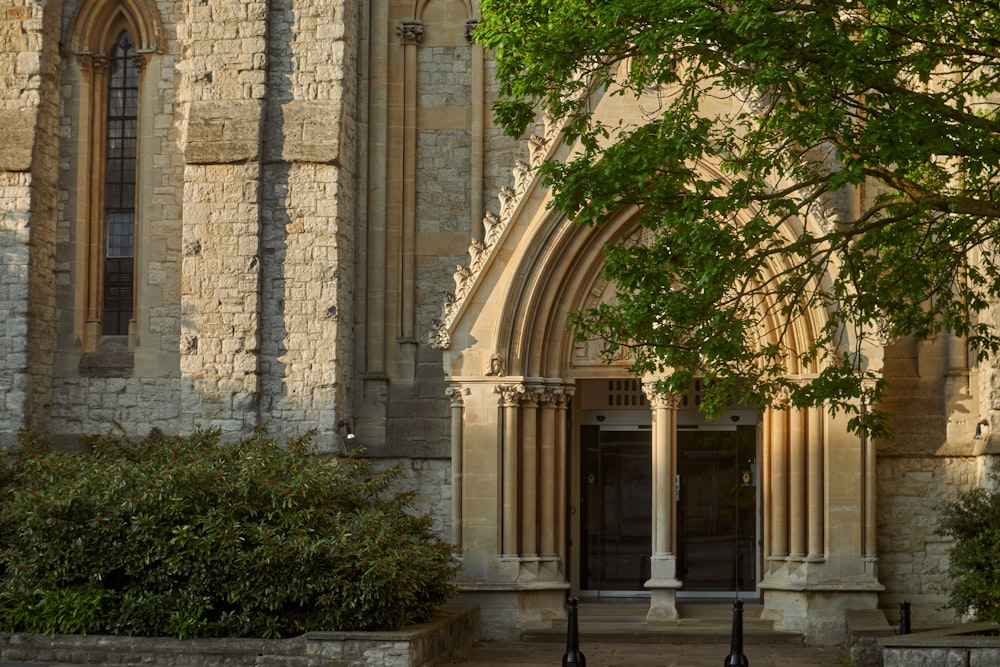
left=185, top=100, right=263, bottom=164
left=0, top=110, right=35, bottom=171
left=0, top=606, right=479, bottom=667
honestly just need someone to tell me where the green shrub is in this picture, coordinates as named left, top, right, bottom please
left=0, top=427, right=457, bottom=638
left=937, top=483, right=1000, bottom=623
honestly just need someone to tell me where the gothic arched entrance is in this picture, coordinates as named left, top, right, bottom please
left=573, top=378, right=760, bottom=600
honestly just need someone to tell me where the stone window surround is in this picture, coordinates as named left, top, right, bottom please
left=65, top=0, right=161, bottom=368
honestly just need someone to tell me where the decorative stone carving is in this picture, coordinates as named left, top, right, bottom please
left=641, top=379, right=681, bottom=409
left=513, top=161, right=531, bottom=198
left=465, top=19, right=478, bottom=43
left=445, top=386, right=465, bottom=407
left=397, top=20, right=424, bottom=46
left=486, top=353, right=506, bottom=377
left=495, top=383, right=525, bottom=406
left=431, top=134, right=544, bottom=349
left=483, top=211, right=503, bottom=247
left=498, top=185, right=517, bottom=222
left=528, top=135, right=548, bottom=168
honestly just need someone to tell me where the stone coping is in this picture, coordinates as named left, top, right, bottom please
left=0, top=605, right=479, bottom=667
left=878, top=621, right=1000, bottom=648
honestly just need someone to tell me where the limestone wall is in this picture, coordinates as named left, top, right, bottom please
left=34, top=0, right=357, bottom=446
left=876, top=455, right=977, bottom=624
left=0, top=1, right=63, bottom=446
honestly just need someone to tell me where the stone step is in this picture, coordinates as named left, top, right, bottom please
left=521, top=599, right=804, bottom=645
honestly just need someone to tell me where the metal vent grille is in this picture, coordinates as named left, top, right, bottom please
left=605, top=379, right=646, bottom=408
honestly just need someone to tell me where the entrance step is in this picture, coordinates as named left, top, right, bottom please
left=521, top=599, right=804, bottom=645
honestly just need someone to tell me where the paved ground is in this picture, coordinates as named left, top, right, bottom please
left=449, top=640, right=849, bottom=666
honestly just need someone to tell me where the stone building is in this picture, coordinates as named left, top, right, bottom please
left=1, top=0, right=996, bottom=642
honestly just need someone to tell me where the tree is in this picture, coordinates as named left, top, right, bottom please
left=476, top=0, right=1000, bottom=436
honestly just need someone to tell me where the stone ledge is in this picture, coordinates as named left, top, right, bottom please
left=0, top=605, right=478, bottom=667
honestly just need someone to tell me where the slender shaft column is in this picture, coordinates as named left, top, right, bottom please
left=396, top=20, right=422, bottom=346
left=789, top=406, right=806, bottom=559
left=555, top=386, right=573, bottom=570
left=769, top=396, right=789, bottom=560
left=497, top=384, right=524, bottom=556
left=447, top=386, right=465, bottom=550
left=863, top=401, right=877, bottom=560
left=539, top=386, right=559, bottom=557
left=466, top=19, right=485, bottom=243
left=762, top=408, right=772, bottom=561
left=642, top=380, right=681, bottom=622
left=520, top=386, right=541, bottom=557
left=807, top=406, right=825, bottom=558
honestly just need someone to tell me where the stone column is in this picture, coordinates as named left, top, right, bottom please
left=466, top=18, right=485, bottom=243
left=863, top=398, right=877, bottom=563
left=520, top=385, right=541, bottom=561
left=447, top=386, right=465, bottom=549
left=807, top=406, right=825, bottom=558
left=497, top=384, right=524, bottom=556
left=555, top=385, right=573, bottom=569
left=538, top=385, right=559, bottom=558
left=789, top=406, right=807, bottom=559
left=395, top=19, right=422, bottom=375
left=769, top=394, right=790, bottom=561
left=643, top=380, right=682, bottom=622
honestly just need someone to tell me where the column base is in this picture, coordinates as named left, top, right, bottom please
left=645, top=554, right=683, bottom=622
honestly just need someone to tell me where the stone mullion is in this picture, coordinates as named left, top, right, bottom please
left=84, top=55, right=110, bottom=349
left=496, top=384, right=524, bottom=556
left=807, top=406, right=825, bottom=559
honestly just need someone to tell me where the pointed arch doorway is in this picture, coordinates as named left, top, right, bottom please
left=572, top=378, right=761, bottom=599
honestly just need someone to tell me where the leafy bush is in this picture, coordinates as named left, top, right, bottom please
left=0, top=428, right=457, bottom=638
left=937, top=483, right=1000, bottom=623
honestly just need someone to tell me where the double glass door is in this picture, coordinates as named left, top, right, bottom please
left=579, top=424, right=757, bottom=595
left=676, top=427, right=757, bottom=594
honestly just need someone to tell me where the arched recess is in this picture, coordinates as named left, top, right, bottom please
left=63, top=0, right=163, bottom=365
left=492, top=199, right=836, bottom=384
left=67, top=0, right=164, bottom=56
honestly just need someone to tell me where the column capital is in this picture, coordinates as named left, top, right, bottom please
left=495, top=383, right=525, bottom=406
left=397, top=20, right=424, bottom=46
left=445, top=386, right=466, bottom=408
left=642, top=379, right=680, bottom=409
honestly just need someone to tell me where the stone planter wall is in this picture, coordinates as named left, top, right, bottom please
left=0, top=605, right=478, bottom=667
left=881, top=624, right=1000, bottom=667
left=846, top=609, right=1000, bottom=667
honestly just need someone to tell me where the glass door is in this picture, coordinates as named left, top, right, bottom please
left=579, top=426, right=652, bottom=595
left=677, top=426, right=757, bottom=594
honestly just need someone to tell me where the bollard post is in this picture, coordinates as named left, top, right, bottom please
left=723, top=599, right=749, bottom=667
left=562, top=596, right=586, bottom=666
left=899, top=601, right=911, bottom=635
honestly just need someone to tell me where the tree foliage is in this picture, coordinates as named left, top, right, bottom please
left=0, top=428, right=457, bottom=638
left=937, top=484, right=1000, bottom=623
left=477, top=0, right=1000, bottom=434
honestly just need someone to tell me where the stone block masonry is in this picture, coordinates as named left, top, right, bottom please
left=0, top=606, right=479, bottom=667
left=0, top=0, right=63, bottom=446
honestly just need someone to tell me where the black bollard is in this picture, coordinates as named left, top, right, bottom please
left=899, top=601, right=911, bottom=635
left=562, top=596, right=586, bottom=667
left=723, top=599, right=749, bottom=667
